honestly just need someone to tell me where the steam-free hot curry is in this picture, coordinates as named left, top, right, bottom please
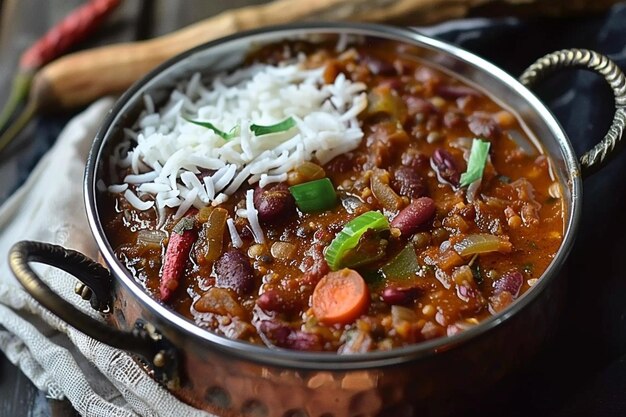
left=101, top=37, right=564, bottom=353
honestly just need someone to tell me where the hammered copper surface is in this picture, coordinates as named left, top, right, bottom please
left=104, top=267, right=564, bottom=417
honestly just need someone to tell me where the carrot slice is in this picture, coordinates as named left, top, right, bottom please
left=311, top=269, right=369, bottom=325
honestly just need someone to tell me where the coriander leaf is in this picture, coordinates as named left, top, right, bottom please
left=183, top=117, right=238, bottom=140
left=250, top=117, right=296, bottom=136
left=460, top=138, right=491, bottom=187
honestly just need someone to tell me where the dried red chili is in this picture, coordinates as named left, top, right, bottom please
left=20, top=0, right=122, bottom=71
left=0, top=0, right=121, bottom=152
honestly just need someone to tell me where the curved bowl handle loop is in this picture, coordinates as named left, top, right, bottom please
left=9, top=240, right=177, bottom=379
left=520, top=49, right=626, bottom=177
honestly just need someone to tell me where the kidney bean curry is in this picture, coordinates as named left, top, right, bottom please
left=101, top=37, right=564, bottom=353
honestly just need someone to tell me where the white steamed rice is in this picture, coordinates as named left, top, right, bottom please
left=109, top=48, right=368, bottom=233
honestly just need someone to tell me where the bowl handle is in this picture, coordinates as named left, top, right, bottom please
left=8, top=240, right=178, bottom=383
left=519, top=49, right=626, bottom=176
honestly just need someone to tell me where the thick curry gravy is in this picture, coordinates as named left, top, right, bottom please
left=101, top=38, right=564, bottom=353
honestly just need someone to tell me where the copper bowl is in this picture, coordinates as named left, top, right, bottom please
left=9, top=23, right=626, bottom=417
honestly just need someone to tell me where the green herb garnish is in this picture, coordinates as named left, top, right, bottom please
left=460, top=138, right=491, bottom=187
left=184, top=116, right=296, bottom=139
left=324, top=211, right=390, bottom=271
left=250, top=117, right=296, bottom=136
left=184, top=117, right=238, bottom=140
left=289, top=178, right=337, bottom=213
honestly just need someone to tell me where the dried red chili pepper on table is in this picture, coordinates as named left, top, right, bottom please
left=0, top=0, right=121, bottom=152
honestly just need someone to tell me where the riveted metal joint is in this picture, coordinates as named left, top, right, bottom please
left=132, top=320, right=179, bottom=385
left=8, top=240, right=180, bottom=387
left=153, top=351, right=167, bottom=368
left=74, top=282, right=92, bottom=300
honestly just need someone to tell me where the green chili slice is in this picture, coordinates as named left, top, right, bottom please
left=250, top=117, right=296, bottom=136
left=289, top=178, right=337, bottom=213
left=380, top=243, right=421, bottom=280
left=324, top=211, right=390, bottom=271
left=459, top=138, right=491, bottom=187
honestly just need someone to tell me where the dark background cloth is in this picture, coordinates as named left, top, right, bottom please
left=439, top=5, right=626, bottom=417
left=2, top=2, right=626, bottom=417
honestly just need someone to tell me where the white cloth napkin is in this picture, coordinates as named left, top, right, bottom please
left=0, top=98, right=212, bottom=417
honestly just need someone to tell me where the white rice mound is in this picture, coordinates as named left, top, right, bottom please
left=108, top=53, right=368, bottom=226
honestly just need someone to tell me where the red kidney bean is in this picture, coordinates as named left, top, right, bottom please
left=256, top=290, right=282, bottom=312
left=435, top=84, right=482, bottom=99
left=391, top=197, right=436, bottom=236
left=363, top=56, right=397, bottom=76
left=253, top=183, right=295, bottom=224
left=257, top=320, right=321, bottom=350
left=215, top=250, right=255, bottom=294
left=286, top=331, right=322, bottom=351
left=493, top=271, right=524, bottom=298
left=257, top=320, right=291, bottom=345
left=325, top=154, right=353, bottom=174
left=392, top=166, right=427, bottom=199
left=468, top=114, right=501, bottom=139
left=443, top=111, right=465, bottom=129
left=401, top=149, right=429, bottom=170
left=381, top=286, right=421, bottom=305
left=406, top=96, right=436, bottom=116
left=431, top=148, right=460, bottom=186
left=256, top=289, right=301, bottom=313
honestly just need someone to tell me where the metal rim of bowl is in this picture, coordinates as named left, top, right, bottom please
left=84, top=22, right=581, bottom=370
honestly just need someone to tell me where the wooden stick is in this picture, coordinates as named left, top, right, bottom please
left=32, top=0, right=621, bottom=111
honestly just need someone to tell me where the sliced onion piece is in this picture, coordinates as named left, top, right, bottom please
left=287, top=161, right=326, bottom=186
left=136, top=229, right=166, bottom=249
left=508, top=129, right=538, bottom=156
left=370, top=168, right=402, bottom=211
left=453, top=233, right=512, bottom=257
left=201, top=208, right=228, bottom=263
left=466, top=179, right=481, bottom=203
